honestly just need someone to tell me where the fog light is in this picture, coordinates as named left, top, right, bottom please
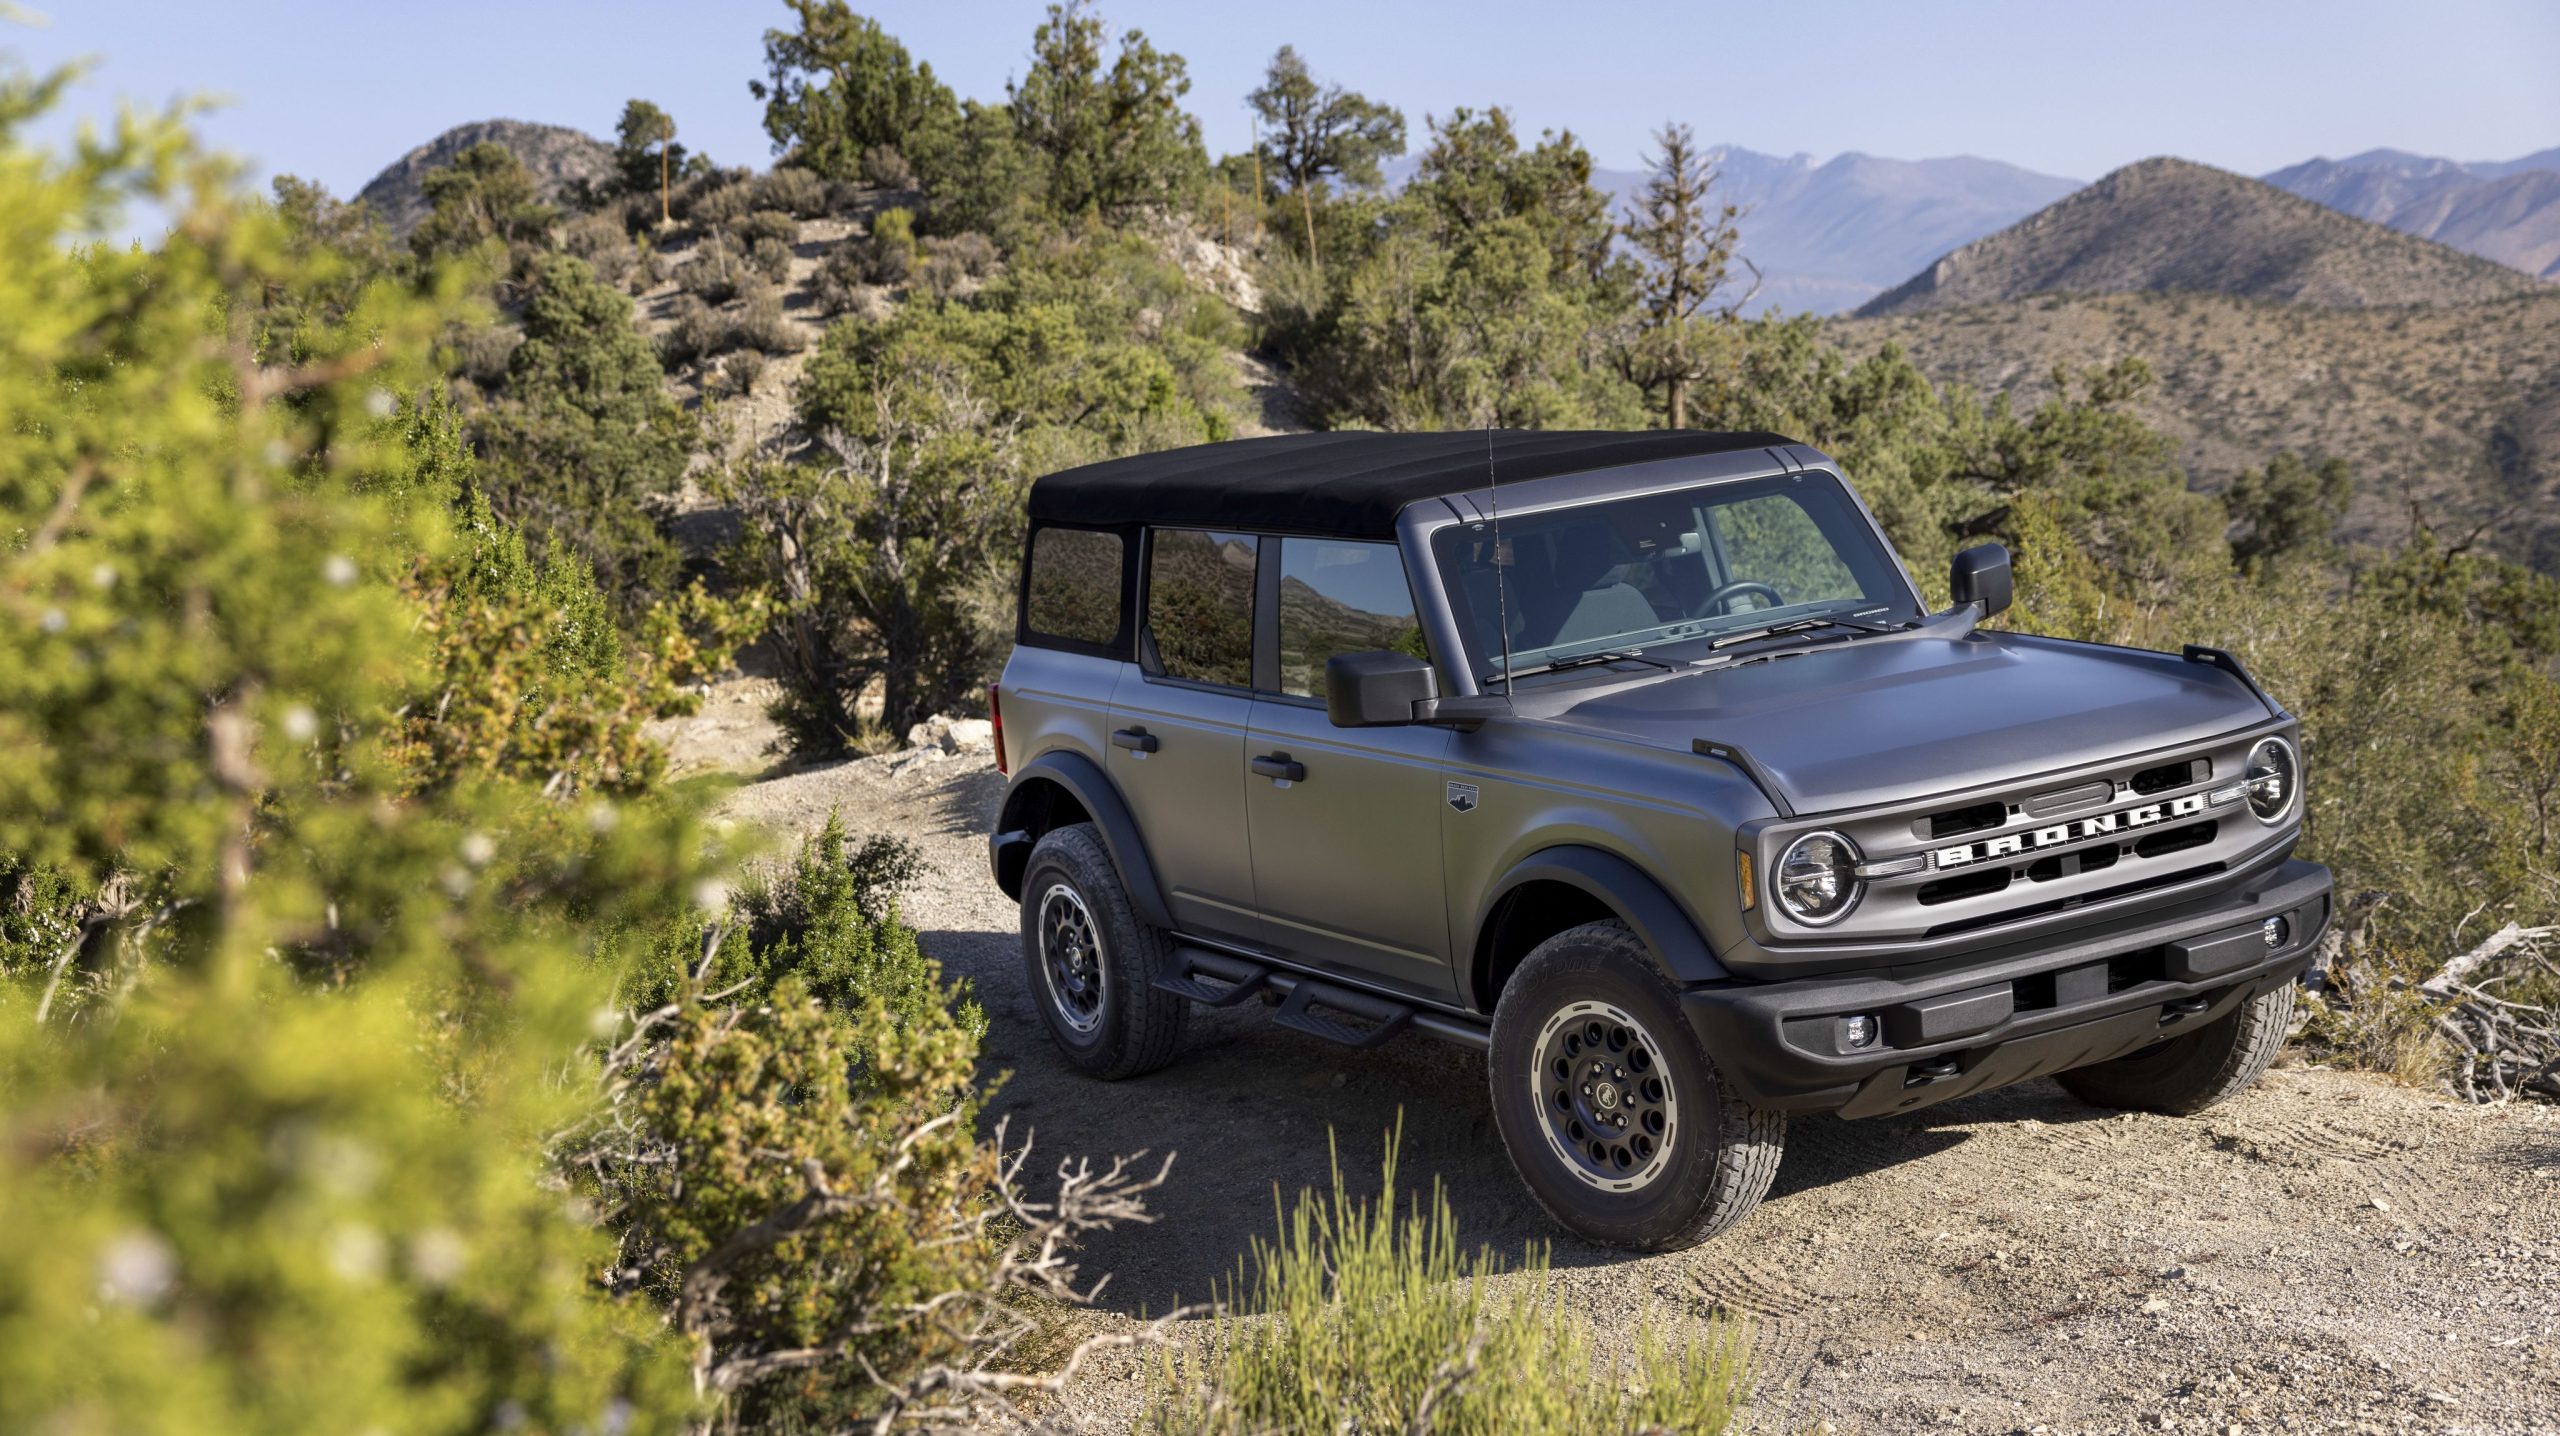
left=2262, top=916, right=2288, bottom=948
left=1841, top=1014, right=1880, bottom=1050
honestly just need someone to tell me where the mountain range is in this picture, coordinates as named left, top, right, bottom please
left=2262, top=147, right=2560, bottom=280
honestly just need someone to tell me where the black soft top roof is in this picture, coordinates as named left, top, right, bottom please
left=1026, top=429, right=1799, bottom=539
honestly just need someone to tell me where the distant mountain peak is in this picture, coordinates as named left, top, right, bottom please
left=1858, top=155, right=2546, bottom=316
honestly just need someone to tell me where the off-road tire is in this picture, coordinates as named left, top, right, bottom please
left=1488, top=920, right=1785, bottom=1250
left=1018, top=823, right=1187, bottom=1080
left=2057, top=980, right=2295, bottom=1116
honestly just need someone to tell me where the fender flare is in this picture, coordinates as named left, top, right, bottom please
left=993, top=750, right=1174, bottom=929
left=1471, top=845, right=1730, bottom=1003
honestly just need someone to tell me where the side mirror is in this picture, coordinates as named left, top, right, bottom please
left=1325, top=650, right=1439, bottom=727
left=1949, top=543, right=2013, bottom=619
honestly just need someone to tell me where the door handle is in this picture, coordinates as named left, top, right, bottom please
left=1111, top=727, right=1160, bottom=754
left=1250, top=753, right=1305, bottom=783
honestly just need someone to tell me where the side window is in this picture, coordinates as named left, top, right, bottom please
left=1023, top=526, right=1125, bottom=647
left=1708, top=493, right=1861, bottom=606
left=1146, top=528, right=1257, bottom=687
left=1275, top=538, right=1426, bottom=698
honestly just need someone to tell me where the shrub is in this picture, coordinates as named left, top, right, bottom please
left=718, top=349, right=769, bottom=398
left=562, top=209, right=640, bottom=287
left=747, top=232, right=795, bottom=283
left=849, top=206, right=919, bottom=287
left=923, top=229, right=999, bottom=278
left=861, top=143, right=916, bottom=189
left=678, top=231, right=751, bottom=304
left=1145, top=1136, right=1749, bottom=1434
left=737, top=206, right=799, bottom=247
left=755, top=164, right=831, bottom=219
left=657, top=293, right=728, bottom=369
left=732, top=281, right=806, bottom=356
left=686, top=171, right=759, bottom=230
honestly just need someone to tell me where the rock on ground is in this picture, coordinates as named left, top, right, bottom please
left=715, top=750, right=2560, bottom=1436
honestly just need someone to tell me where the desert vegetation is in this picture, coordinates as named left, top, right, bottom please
left=1, top=1, right=2555, bottom=1431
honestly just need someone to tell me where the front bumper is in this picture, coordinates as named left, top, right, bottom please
left=1682, top=857, right=2332, bottom=1117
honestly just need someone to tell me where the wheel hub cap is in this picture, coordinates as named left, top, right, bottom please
left=1036, top=882, right=1105, bottom=1034
left=1531, top=1000, right=1677, bottom=1193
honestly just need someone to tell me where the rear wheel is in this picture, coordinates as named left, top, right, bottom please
left=1018, top=823, right=1187, bottom=1079
left=1488, top=921, right=1784, bottom=1250
left=2058, top=981, right=2295, bottom=1115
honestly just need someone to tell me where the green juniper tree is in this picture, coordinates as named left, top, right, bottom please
left=472, top=251, right=696, bottom=610
left=410, top=140, right=556, bottom=261
left=1246, top=44, right=1404, bottom=274
left=752, top=0, right=959, bottom=182
left=1010, top=0, right=1206, bottom=219
left=613, top=98, right=684, bottom=222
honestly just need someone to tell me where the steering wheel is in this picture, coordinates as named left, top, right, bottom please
left=1702, top=580, right=1785, bottom=616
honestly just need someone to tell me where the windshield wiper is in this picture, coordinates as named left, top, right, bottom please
left=1485, top=649, right=1672, bottom=684
left=1707, top=612, right=1897, bottom=652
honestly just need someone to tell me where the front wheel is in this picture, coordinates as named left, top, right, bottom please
left=1488, top=921, right=1785, bottom=1250
left=2058, top=980, right=2295, bottom=1115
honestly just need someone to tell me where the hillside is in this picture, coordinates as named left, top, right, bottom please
left=1832, top=288, right=2560, bottom=567
left=2266, top=148, right=2560, bottom=279
left=356, top=119, right=616, bottom=233
left=1858, top=157, right=2548, bottom=317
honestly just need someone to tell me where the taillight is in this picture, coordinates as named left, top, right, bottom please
left=989, top=684, right=1008, bottom=775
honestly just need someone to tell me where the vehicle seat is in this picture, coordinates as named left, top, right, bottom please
left=1532, top=522, right=1656, bottom=648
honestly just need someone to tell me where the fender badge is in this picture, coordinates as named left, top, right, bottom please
left=1446, top=781, right=1479, bottom=814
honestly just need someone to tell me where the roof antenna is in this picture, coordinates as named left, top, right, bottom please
left=1484, top=425, right=1514, bottom=698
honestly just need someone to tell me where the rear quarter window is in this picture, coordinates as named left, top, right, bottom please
left=1023, top=526, right=1126, bottom=648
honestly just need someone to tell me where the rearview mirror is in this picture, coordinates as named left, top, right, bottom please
left=1949, top=543, right=2013, bottom=619
left=1325, top=651, right=1439, bottom=727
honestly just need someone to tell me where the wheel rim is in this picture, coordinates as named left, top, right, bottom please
left=1531, top=999, right=1677, bottom=1193
left=1036, top=881, right=1105, bottom=1034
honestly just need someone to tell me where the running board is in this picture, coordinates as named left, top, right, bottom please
left=1272, top=979, right=1414, bottom=1049
left=1153, top=947, right=1272, bottom=1007
left=1153, top=945, right=1488, bottom=1051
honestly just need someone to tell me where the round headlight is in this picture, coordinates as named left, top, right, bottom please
left=1775, top=831, right=1862, bottom=926
left=2242, top=736, right=2298, bottom=824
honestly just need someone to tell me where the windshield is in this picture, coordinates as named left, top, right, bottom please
left=1431, top=471, right=1920, bottom=682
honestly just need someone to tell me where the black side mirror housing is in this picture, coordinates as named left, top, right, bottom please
left=1949, top=543, right=2013, bottom=619
left=1326, top=650, right=1439, bottom=727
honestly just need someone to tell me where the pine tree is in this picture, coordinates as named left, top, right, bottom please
left=1247, top=45, right=1404, bottom=273
left=1618, top=121, right=1752, bottom=429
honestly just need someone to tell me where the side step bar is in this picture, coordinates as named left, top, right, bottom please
left=1153, top=945, right=1490, bottom=1051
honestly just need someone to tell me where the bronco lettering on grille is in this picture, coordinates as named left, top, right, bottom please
left=1930, top=792, right=2207, bottom=870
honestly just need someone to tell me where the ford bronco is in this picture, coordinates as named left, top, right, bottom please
left=986, top=431, right=2331, bottom=1250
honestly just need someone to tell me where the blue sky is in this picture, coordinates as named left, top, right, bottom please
left=14, top=0, right=2558, bottom=200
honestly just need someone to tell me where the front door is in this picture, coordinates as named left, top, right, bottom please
left=1242, top=536, right=1456, bottom=999
left=1108, top=528, right=1261, bottom=942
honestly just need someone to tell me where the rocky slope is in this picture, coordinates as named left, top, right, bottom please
left=356, top=119, right=617, bottom=234
left=1860, top=157, right=2548, bottom=317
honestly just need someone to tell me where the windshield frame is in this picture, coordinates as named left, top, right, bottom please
left=1417, top=464, right=1926, bottom=692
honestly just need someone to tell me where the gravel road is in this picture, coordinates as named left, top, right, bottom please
left=718, top=747, right=2560, bottom=1436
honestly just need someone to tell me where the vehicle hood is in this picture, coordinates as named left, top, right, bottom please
left=1528, top=631, right=2277, bottom=814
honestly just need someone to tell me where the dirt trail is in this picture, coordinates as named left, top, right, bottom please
left=718, top=750, right=2560, bottom=1436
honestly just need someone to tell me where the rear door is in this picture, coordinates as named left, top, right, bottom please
left=1107, top=528, right=1262, bottom=943
left=1243, top=536, right=1456, bottom=999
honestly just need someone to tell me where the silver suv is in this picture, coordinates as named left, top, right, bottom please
left=987, top=431, right=2331, bottom=1250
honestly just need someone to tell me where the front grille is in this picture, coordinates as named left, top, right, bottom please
left=1755, top=725, right=2292, bottom=943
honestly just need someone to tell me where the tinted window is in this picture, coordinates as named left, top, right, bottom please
left=1711, top=494, right=1863, bottom=605
left=1147, top=529, right=1257, bottom=687
left=1276, top=539, right=1425, bottom=697
left=1023, top=526, right=1125, bottom=647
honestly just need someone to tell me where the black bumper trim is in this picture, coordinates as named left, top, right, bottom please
left=1682, top=858, right=2332, bottom=1115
